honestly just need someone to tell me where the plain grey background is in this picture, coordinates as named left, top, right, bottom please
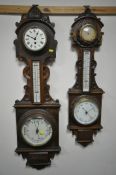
left=0, top=0, right=116, bottom=175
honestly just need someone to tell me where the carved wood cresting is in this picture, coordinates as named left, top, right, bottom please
left=68, top=7, right=104, bottom=146
left=14, top=5, right=60, bottom=169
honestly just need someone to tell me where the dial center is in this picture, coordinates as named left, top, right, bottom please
left=85, top=111, right=88, bottom=115
left=36, top=128, right=39, bottom=134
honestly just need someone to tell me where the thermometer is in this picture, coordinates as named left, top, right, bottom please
left=83, top=50, right=91, bottom=92
left=32, top=61, right=41, bottom=103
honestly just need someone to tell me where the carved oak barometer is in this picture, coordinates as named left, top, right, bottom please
left=68, top=7, right=104, bottom=146
left=14, top=5, right=60, bottom=169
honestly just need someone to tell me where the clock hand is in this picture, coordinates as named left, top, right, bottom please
left=34, top=121, right=39, bottom=130
left=36, top=32, right=39, bottom=38
left=27, top=35, right=36, bottom=40
left=35, top=32, right=40, bottom=40
left=82, top=107, right=88, bottom=115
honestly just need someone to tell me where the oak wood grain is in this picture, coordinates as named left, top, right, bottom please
left=0, top=5, right=116, bottom=15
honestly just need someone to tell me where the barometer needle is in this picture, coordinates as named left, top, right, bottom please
left=36, top=128, right=39, bottom=134
left=82, top=107, right=88, bottom=114
left=82, top=107, right=93, bottom=119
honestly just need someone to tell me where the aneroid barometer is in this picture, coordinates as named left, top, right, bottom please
left=68, top=6, right=104, bottom=146
left=14, top=5, right=61, bottom=169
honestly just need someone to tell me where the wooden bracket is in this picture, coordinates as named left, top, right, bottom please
left=0, top=5, right=116, bottom=15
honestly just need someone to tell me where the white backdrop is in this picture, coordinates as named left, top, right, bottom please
left=0, top=1, right=116, bottom=175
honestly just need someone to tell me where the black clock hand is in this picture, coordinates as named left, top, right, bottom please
left=82, top=107, right=88, bottom=115
left=35, top=32, right=39, bottom=38
left=27, top=34, right=36, bottom=40
left=36, top=128, right=39, bottom=134
left=34, top=121, right=38, bottom=130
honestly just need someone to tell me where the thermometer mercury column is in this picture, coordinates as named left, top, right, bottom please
left=83, top=50, right=91, bottom=92
left=32, top=61, right=41, bottom=103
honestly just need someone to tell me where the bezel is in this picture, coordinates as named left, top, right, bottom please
left=72, top=95, right=99, bottom=125
left=21, top=117, right=53, bottom=147
left=23, top=26, right=47, bottom=52
left=18, top=109, right=56, bottom=147
left=79, top=24, right=97, bottom=43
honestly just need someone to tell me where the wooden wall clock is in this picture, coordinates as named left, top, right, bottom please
left=67, top=6, right=104, bottom=146
left=14, top=5, right=61, bottom=169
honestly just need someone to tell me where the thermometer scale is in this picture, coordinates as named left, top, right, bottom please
left=83, top=50, right=91, bottom=92
left=32, top=61, right=41, bottom=103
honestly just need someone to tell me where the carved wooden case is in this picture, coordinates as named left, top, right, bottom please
left=14, top=5, right=60, bottom=169
left=68, top=7, right=104, bottom=146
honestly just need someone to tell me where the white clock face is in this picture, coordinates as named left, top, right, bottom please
left=80, top=24, right=97, bottom=42
left=74, top=98, right=99, bottom=125
left=23, top=27, right=47, bottom=51
left=21, top=117, right=53, bottom=146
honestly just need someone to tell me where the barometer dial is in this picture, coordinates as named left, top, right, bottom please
left=21, top=116, right=53, bottom=146
left=74, top=97, right=99, bottom=125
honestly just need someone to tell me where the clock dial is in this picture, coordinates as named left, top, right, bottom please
left=23, top=27, right=47, bottom=51
left=74, top=97, right=99, bottom=125
left=79, top=24, right=97, bottom=42
left=21, top=117, right=53, bottom=146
